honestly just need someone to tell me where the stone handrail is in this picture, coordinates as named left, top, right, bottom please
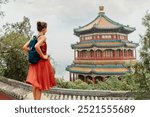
left=0, top=76, right=134, bottom=100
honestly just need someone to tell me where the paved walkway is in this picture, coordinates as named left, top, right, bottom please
left=25, top=93, right=49, bottom=100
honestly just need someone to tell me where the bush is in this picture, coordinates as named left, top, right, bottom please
left=56, top=76, right=138, bottom=91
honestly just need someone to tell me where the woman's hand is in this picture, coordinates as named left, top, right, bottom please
left=23, top=40, right=30, bottom=52
left=35, top=36, right=46, bottom=58
left=43, top=55, right=48, bottom=60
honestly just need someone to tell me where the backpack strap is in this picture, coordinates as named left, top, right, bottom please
left=32, top=35, right=42, bottom=40
left=37, top=35, right=42, bottom=38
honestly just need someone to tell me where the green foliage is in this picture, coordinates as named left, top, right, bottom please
left=56, top=76, right=139, bottom=91
left=2, top=48, right=28, bottom=81
left=0, top=16, right=56, bottom=82
left=2, top=16, right=33, bottom=38
left=134, top=11, right=150, bottom=99
left=0, top=17, right=32, bottom=81
left=0, top=0, right=9, bottom=17
left=55, top=12, right=150, bottom=100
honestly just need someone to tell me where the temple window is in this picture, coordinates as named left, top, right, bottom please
left=128, top=50, right=133, bottom=57
left=89, top=36, right=92, bottom=40
left=120, top=35, right=125, bottom=39
left=96, top=50, right=102, bottom=58
left=124, top=50, right=127, bottom=57
left=84, top=36, right=93, bottom=41
left=101, top=35, right=111, bottom=39
left=82, top=50, right=87, bottom=58
left=113, top=35, right=116, bottom=39
left=116, top=49, right=121, bottom=58
left=105, top=49, right=113, bottom=58
left=90, top=50, right=94, bottom=58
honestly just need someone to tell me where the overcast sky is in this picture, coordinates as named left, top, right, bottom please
left=1, top=0, right=150, bottom=80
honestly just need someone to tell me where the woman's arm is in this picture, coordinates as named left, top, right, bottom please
left=23, top=40, right=30, bottom=52
left=35, top=36, right=48, bottom=59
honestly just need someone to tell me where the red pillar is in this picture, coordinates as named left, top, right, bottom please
left=80, top=51, right=82, bottom=60
left=74, top=50, right=76, bottom=60
left=94, top=50, right=96, bottom=60
left=122, top=49, right=124, bottom=59
left=88, top=51, right=90, bottom=59
left=76, top=74, right=78, bottom=80
left=77, top=51, right=78, bottom=59
left=95, top=50, right=97, bottom=60
left=92, top=77, right=96, bottom=84
left=70, top=73, right=72, bottom=81
left=114, top=50, right=117, bottom=59
left=131, top=50, right=134, bottom=58
left=84, top=76, right=86, bottom=82
left=121, top=50, right=123, bottom=59
left=73, top=74, right=75, bottom=82
left=102, top=51, right=104, bottom=59
left=135, top=49, right=137, bottom=59
left=126, top=50, right=128, bottom=59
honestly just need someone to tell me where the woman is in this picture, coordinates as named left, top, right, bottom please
left=23, top=21, right=57, bottom=100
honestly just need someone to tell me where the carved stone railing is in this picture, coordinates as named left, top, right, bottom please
left=0, top=76, right=134, bottom=100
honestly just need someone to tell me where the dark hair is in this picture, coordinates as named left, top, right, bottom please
left=37, top=21, right=47, bottom=32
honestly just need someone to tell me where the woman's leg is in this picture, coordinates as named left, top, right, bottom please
left=35, top=88, right=42, bottom=100
left=32, top=86, right=36, bottom=100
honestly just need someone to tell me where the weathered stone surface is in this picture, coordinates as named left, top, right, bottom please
left=0, top=76, right=134, bottom=100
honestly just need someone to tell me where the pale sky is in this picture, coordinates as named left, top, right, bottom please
left=0, top=0, right=150, bottom=80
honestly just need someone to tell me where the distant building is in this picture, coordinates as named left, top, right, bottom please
left=66, top=6, right=138, bottom=83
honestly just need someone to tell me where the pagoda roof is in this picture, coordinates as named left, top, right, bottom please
left=74, top=8, right=135, bottom=36
left=66, top=64, right=129, bottom=75
left=71, top=40, right=138, bottom=49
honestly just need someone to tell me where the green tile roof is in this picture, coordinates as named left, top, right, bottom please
left=74, top=12, right=135, bottom=36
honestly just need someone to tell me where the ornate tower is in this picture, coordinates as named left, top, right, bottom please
left=66, top=6, right=138, bottom=83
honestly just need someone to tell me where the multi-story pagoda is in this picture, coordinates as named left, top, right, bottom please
left=66, top=6, right=138, bottom=83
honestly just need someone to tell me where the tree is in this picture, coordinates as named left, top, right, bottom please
left=132, top=11, right=150, bottom=99
left=0, top=0, right=9, bottom=17
left=0, top=16, right=33, bottom=81
left=140, top=11, right=150, bottom=71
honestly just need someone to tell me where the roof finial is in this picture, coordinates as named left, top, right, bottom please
left=99, top=6, right=105, bottom=14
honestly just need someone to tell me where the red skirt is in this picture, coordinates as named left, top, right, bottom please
left=26, top=59, right=57, bottom=90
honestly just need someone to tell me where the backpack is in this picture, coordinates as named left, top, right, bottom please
left=28, top=35, right=40, bottom=64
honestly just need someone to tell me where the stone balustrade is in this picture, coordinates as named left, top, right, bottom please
left=0, top=76, right=134, bottom=100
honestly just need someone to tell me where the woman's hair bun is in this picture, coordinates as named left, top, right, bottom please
left=37, top=21, right=47, bottom=32
left=37, top=21, right=41, bottom=26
